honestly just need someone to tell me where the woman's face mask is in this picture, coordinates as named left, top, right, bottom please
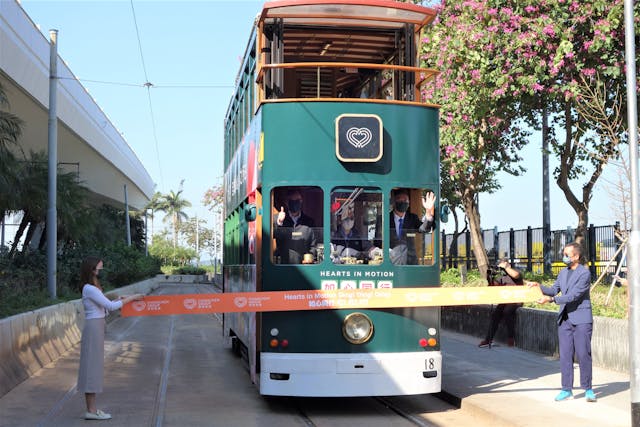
left=342, top=218, right=355, bottom=231
left=562, top=255, right=572, bottom=266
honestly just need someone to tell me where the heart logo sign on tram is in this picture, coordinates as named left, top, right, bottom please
left=346, top=127, right=372, bottom=148
left=183, top=298, right=197, bottom=310
left=335, top=114, right=382, bottom=162
left=132, top=301, right=146, bottom=312
left=234, top=297, right=248, bottom=308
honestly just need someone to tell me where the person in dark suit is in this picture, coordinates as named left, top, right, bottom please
left=274, top=189, right=316, bottom=264
left=389, top=189, right=435, bottom=265
left=528, top=242, right=596, bottom=403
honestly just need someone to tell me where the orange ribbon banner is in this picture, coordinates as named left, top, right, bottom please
left=121, top=286, right=542, bottom=317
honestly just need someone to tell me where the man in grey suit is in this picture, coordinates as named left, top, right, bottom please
left=528, top=242, right=596, bottom=403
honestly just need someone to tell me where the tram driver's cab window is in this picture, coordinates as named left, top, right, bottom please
left=389, top=188, right=436, bottom=266
left=271, top=186, right=323, bottom=265
left=330, top=187, right=383, bottom=265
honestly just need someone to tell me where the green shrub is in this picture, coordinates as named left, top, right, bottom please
left=0, top=243, right=161, bottom=319
left=149, top=238, right=197, bottom=267
left=440, top=267, right=485, bottom=287
left=199, top=263, right=222, bottom=274
left=162, top=265, right=206, bottom=275
left=100, top=243, right=161, bottom=287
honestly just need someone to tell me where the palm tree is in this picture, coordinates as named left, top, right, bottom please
left=0, top=82, right=23, bottom=155
left=9, top=153, right=48, bottom=255
left=0, top=82, right=24, bottom=222
left=53, top=162, right=90, bottom=248
left=157, top=189, right=191, bottom=247
left=144, top=191, right=165, bottom=244
left=8, top=151, right=90, bottom=254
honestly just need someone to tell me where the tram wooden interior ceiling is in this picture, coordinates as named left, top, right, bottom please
left=259, top=2, right=437, bottom=99
left=282, top=27, right=399, bottom=97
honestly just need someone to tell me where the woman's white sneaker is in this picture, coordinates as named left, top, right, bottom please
left=85, top=409, right=112, bottom=420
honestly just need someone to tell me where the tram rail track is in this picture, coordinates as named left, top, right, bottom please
left=375, top=396, right=436, bottom=427
left=18, top=282, right=471, bottom=427
left=286, top=395, right=439, bottom=427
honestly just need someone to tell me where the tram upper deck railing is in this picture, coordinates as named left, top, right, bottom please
left=256, top=61, right=440, bottom=107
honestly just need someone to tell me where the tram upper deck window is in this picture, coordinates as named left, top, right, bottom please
left=330, top=187, right=383, bottom=265
left=389, top=188, right=436, bottom=266
left=271, top=186, right=323, bottom=265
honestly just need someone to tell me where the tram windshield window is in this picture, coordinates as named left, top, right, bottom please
left=389, top=188, right=436, bottom=266
left=271, top=186, right=323, bottom=265
left=330, top=187, right=383, bottom=265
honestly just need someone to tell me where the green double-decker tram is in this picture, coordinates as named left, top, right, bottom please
left=223, top=0, right=443, bottom=396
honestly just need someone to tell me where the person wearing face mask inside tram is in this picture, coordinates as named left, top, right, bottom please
left=330, top=204, right=366, bottom=264
left=274, top=189, right=317, bottom=264
left=388, top=189, right=436, bottom=265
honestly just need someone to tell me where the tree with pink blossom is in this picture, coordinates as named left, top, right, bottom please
left=420, top=1, right=531, bottom=275
left=203, top=184, right=224, bottom=211
left=419, top=0, right=637, bottom=273
left=506, top=0, right=637, bottom=248
left=202, top=182, right=224, bottom=263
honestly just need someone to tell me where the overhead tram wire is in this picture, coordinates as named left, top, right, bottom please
left=57, top=77, right=233, bottom=89
left=151, top=84, right=235, bottom=89
left=142, top=82, right=164, bottom=190
left=130, top=0, right=164, bottom=191
left=57, top=77, right=143, bottom=87
left=59, top=1, right=236, bottom=194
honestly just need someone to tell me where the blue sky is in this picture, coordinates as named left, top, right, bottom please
left=19, top=0, right=616, bottom=235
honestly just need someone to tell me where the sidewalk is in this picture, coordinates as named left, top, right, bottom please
left=440, top=330, right=631, bottom=427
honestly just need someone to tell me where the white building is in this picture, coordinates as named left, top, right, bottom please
left=0, top=0, right=154, bottom=245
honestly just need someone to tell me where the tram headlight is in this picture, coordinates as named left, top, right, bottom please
left=342, top=312, right=374, bottom=344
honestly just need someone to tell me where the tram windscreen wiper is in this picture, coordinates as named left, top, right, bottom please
left=334, top=187, right=363, bottom=217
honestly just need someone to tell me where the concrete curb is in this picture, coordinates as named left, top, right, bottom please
left=442, top=305, right=628, bottom=372
left=154, top=273, right=210, bottom=284
left=0, top=277, right=158, bottom=398
left=437, top=385, right=516, bottom=427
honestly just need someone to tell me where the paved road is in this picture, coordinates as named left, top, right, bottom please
left=0, top=284, right=480, bottom=427
left=439, top=330, right=630, bottom=427
left=0, top=283, right=631, bottom=426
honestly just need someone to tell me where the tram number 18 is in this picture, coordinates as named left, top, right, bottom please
left=425, top=358, right=435, bottom=370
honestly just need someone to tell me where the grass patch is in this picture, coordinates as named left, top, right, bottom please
left=440, top=268, right=628, bottom=319
left=524, top=283, right=628, bottom=319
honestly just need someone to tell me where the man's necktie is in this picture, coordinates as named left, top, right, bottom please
left=397, top=217, right=403, bottom=237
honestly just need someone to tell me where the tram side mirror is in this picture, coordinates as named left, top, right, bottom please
left=440, top=205, right=450, bottom=223
left=244, top=204, right=257, bottom=222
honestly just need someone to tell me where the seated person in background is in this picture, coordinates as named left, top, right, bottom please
left=389, top=189, right=436, bottom=265
left=274, top=189, right=316, bottom=264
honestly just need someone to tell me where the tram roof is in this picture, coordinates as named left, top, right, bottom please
left=260, top=0, right=437, bottom=30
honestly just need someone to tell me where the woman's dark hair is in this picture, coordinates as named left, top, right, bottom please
left=79, top=256, right=102, bottom=291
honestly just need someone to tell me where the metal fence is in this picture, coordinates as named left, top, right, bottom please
left=441, top=222, right=625, bottom=279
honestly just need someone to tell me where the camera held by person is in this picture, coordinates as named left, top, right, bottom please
left=487, top=264, right=506, bottom=285
left=479, top=258, right=524, bottom=348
